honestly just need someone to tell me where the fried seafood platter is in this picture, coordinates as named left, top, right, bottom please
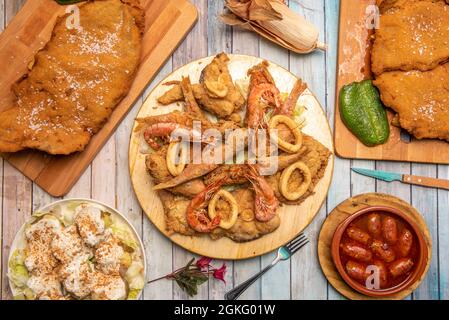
left=129, top=54, right=334, bottom=259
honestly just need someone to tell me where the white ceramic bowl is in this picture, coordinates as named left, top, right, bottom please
left=8, top=198, right=147, bottom=300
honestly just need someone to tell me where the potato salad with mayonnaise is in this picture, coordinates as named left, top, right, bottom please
left=8, top=201, right=145, bottom=300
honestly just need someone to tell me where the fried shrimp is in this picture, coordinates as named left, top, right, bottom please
left=186, top=179, right=225, bottom=233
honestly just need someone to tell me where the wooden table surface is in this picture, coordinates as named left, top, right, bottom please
left=0, top=0, right=447, bottom=300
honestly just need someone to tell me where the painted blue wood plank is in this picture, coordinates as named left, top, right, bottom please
left=376, top=161, right=412, bottom=300
left=437, top=165, right=449, bottom=300
left=289, top=0, right=328, bottom=300
left=411, top=164, right=439, bottom=300
left=351, top=160, right=376, bottom=195
left=323, top=0, right=349, bottom=301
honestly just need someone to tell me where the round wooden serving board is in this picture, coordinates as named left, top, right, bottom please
left=318, top=193, right=432, bottom=300
left=129, top=54, right=334, bottom=260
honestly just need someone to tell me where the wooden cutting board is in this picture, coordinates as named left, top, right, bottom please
left=0, top=0, right=197, bottom=196
left=129, top=55, right=334, bottom=260
left=334, top=0, right=449, bottom=164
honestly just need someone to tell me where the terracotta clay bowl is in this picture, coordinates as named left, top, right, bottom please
left=331, top=206, right=429, bottom=298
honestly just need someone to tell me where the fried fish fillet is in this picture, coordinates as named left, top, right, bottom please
left=145, top=145, right=206, bottom=198
left=157, top=53, right=245, bottom=118
left=158, top=188, right=280, bottom=242
left=373, top=63, right=449, bottom=141
left=0, top=0, right=144, bottom=154
left=371, top=1, right=449, bottom=75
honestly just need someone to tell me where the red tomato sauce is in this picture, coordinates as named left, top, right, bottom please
left=339, top=211, right=419, bottom=290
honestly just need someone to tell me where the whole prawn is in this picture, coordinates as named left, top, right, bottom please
left=186, top=178, right=225, bottom=233
left=247, top=83, right=282, bottom=128
left=244, top=165, right=279, bottom=222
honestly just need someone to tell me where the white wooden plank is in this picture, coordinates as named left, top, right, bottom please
left=1, top=0, right=28, bottom=301
left=437, top=165, right=449, bottom=300
left=411, top=164, right=439, bottom=300
left=171, top=0, right=209, bottom=300
left=91, top=135, right=116, bottom=207
left=323, top=0, right=348, bottom=300
left=115, top=96, right=144, bottom=299
left=32, top=184, right=57, bottom=212
left=65, top=168, right=92, bottom=199
left=4, top=0, right=25, bottom=25
left=289, top=0, right=328, bottom=300
left=259, top=33, right=291, bottom=300
left=142, top=59, right=174, bottom=300
left=206, top=0, right=234, bottom=301
left=1, top=163, right=32, bottom=300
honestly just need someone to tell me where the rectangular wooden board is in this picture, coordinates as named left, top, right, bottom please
left=334, top=0, right=449, bottom=164
left=0, top=0, right=197, bottom=196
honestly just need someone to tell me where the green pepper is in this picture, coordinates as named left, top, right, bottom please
left=55, top=0, right=85, bottom=4
left=339, top=80, right=390, bottom=147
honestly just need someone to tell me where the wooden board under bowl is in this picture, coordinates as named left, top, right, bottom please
left=129, top=54, right=334, bottom=260
left=334, top=0, right=449, bottom=164
left=0, top=0, right=198, bottom=196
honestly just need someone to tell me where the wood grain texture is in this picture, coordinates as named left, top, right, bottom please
left=142, top=60, right=174, bottom=300
left=402, top=175, right=449, bottom=191
left=437, top=165, right=449, bottom=300
left=334, top=0, right=449, bottom=164
left=323, top=0, right=349, bottom=301
left=411, top=164, right=439, bottom=299
left=0, top=0, right=198, bottom=197
left=1, top=0, right=447, bottom=300
left=319, top=193, right=432, bottom=300
left=289, top=0, right=328, bottom=300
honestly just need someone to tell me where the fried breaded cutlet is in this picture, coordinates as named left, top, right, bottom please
left=371, top=1, right=449, bottom=75
left=376, top=0, right=449, bottom=13
left=0, top=0, right=144, bottom=155
left=157, top=53, right=245, bottom=118
left=373, top=63, right=449, bottom=141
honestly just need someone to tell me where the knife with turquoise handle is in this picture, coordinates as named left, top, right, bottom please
left=352, top=168, right=449, bottom=191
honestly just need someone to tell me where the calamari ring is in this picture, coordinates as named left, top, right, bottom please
left=280, top=161, right=312, bottom=201
left=269, top=115, right=303, bottom=153
left=166, top=141, right=187, bottom=177
left=208, top=189, right=239, bottom=230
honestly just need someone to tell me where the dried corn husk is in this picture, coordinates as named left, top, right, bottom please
left=221, top=0, right=326, bottom=54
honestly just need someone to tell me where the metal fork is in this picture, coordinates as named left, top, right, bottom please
left=224, top=233, right=309, bottom=300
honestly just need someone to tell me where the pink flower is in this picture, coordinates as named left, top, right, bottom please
left=212, top=263, right=227, bottom=283
left=196, top=257, right=212, bottom=270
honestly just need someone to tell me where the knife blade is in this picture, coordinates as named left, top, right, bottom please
left=351, top=168, right=449, bottom=191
